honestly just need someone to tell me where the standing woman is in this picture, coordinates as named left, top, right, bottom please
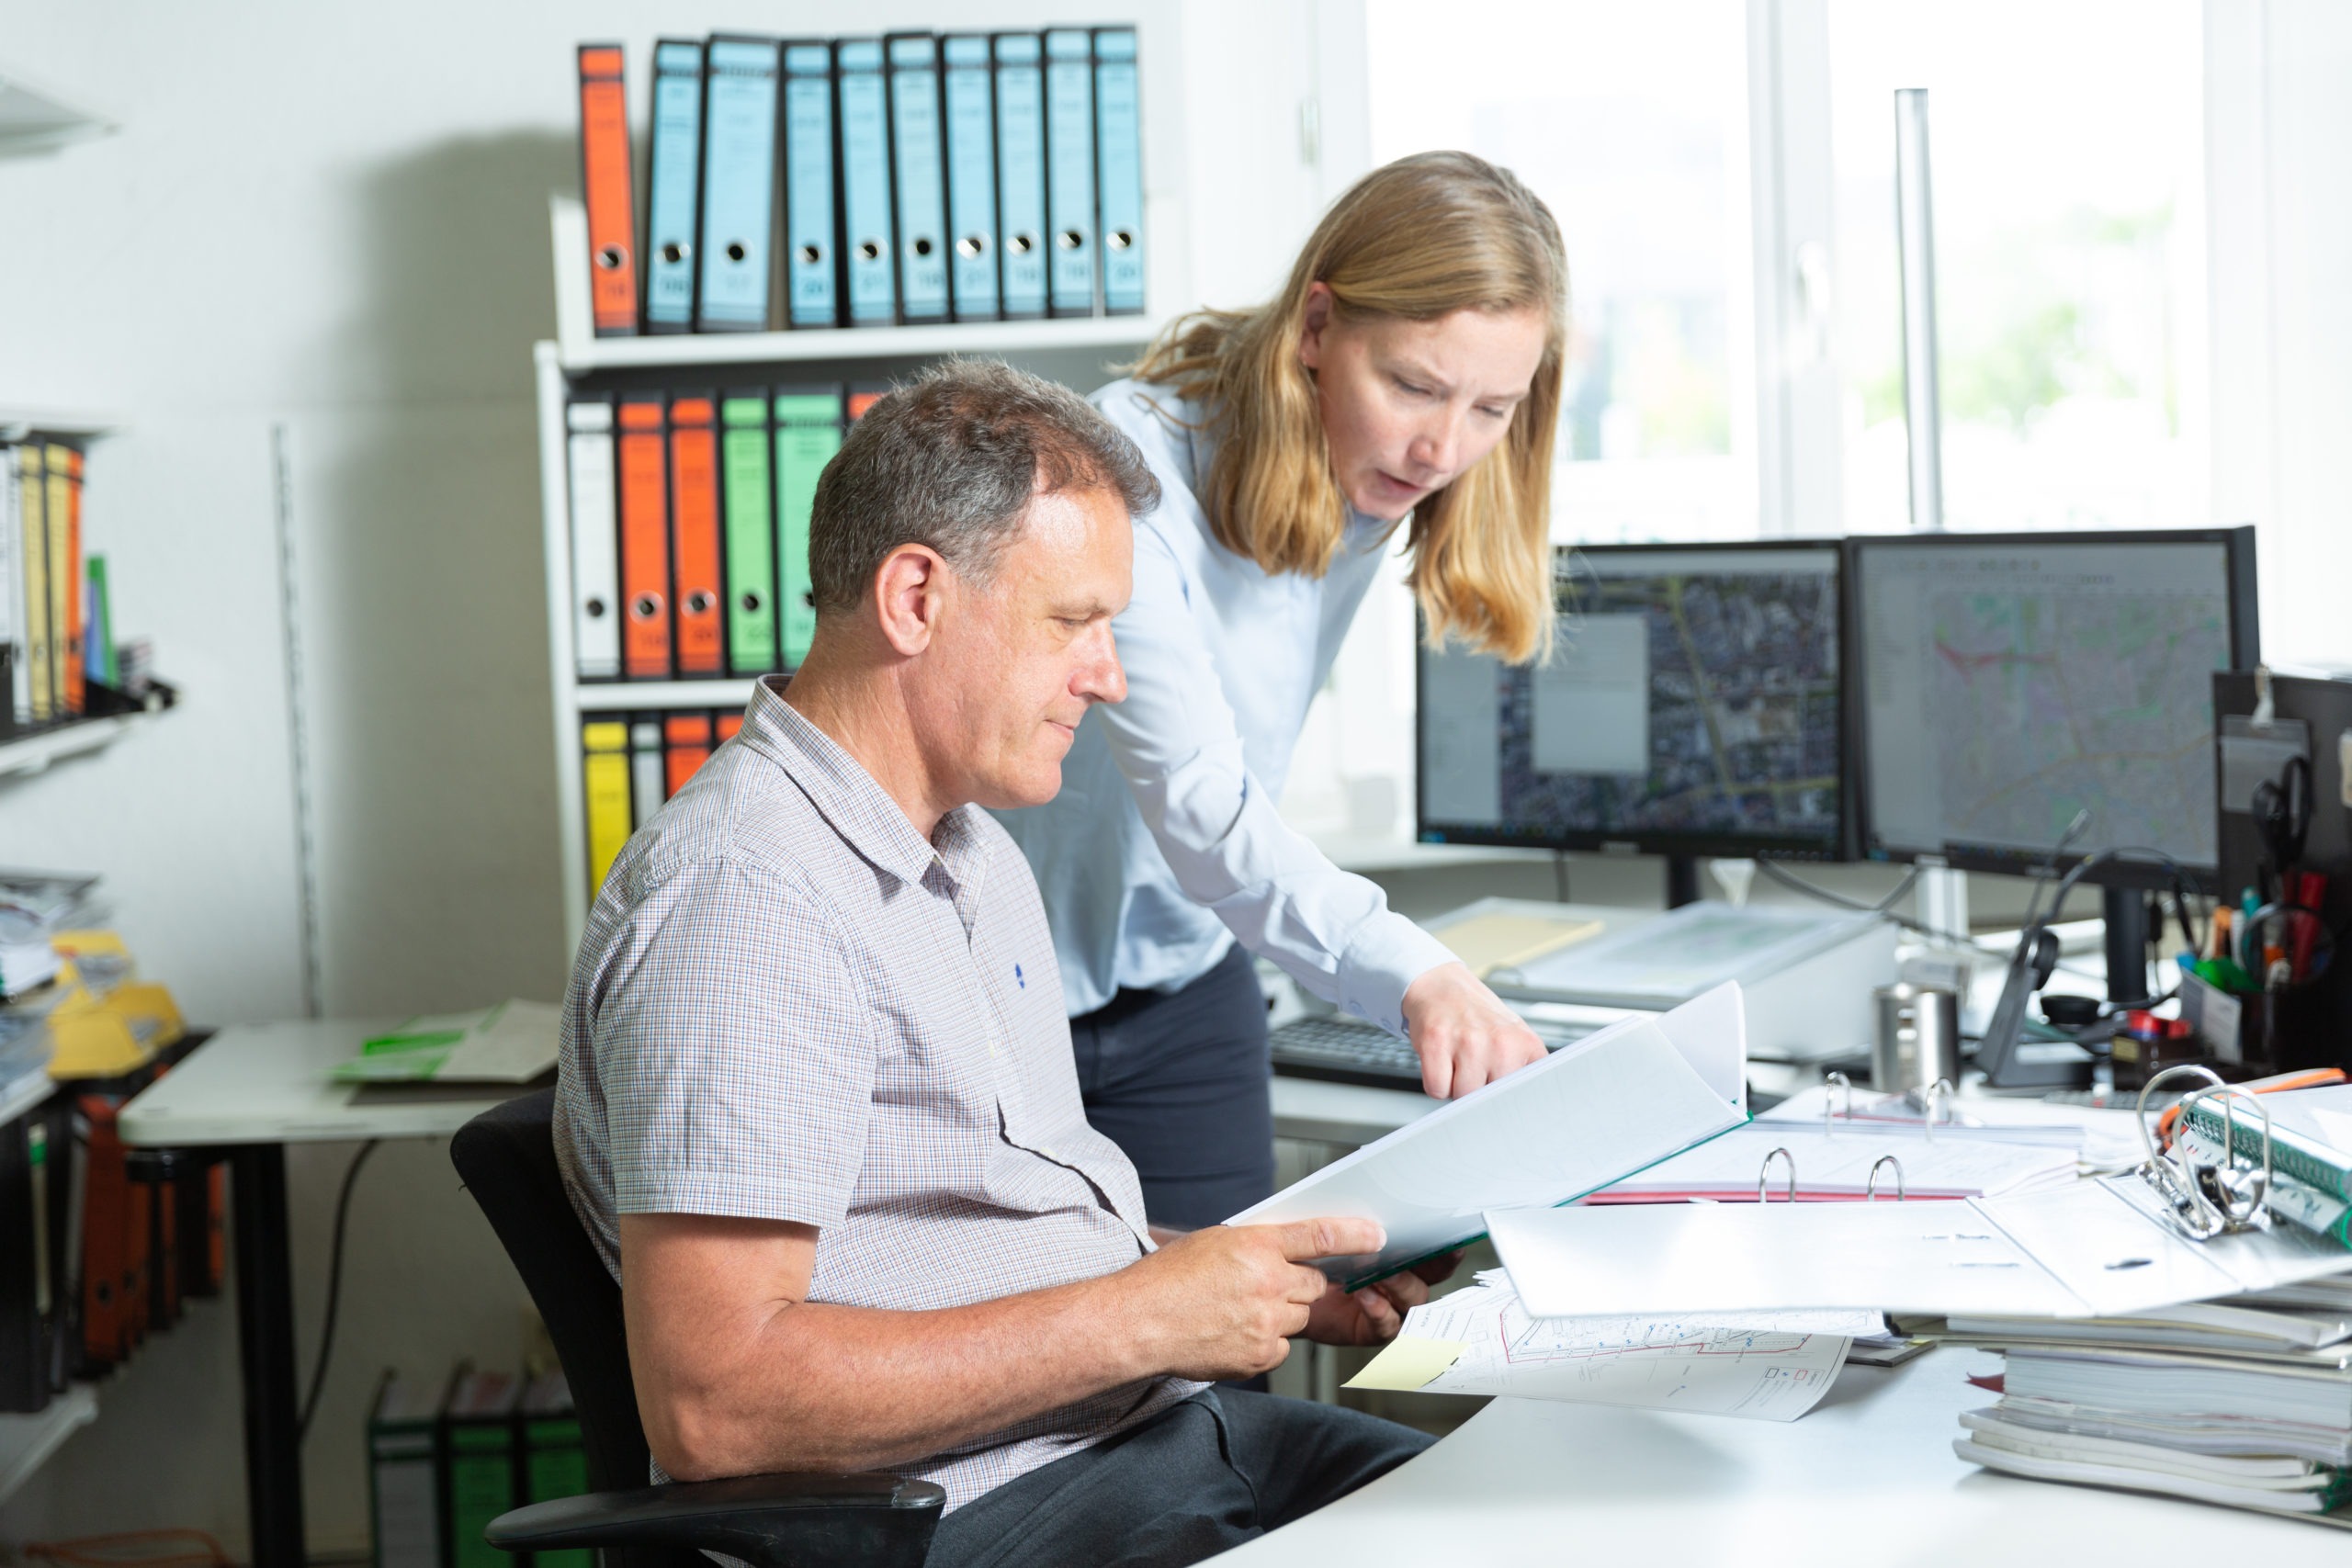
left=998, top=152, right=1567, bottom=1229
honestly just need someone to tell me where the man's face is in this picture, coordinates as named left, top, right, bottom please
left=910, top=484, right=1133, bottom=811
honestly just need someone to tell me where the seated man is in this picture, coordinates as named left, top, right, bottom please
left=555, top=360, right=1440, bottom=1568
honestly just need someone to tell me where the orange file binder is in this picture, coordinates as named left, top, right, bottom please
left=667, top=395, right=724, bottom=677
left=576, top=45, right=641, bottom=337
left=616, top=396, right=671, bottom=678
left=663, top=713, right=714, bottom=797
left=717, top=712, right=744, bottom=742
left=847, top=386, right=888, bottom=421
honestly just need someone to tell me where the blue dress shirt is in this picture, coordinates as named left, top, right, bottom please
left=993, top=378, right=1457, bottom=1035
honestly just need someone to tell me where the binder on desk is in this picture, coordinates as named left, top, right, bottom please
left=49, top=445, right=79, bottom=716
left=885, top=34, right=950, bottom=325
left=615, top=395, right=671, bottom=679
left=779, top=42, right=838, bottom=328
left=666, top=394, right=723, bottom=677
left=564, top=397, right=620, bottom=682
left=17, top=444, right=47, bottom=724
left=695, top=36, right=781, bottom=333
left=1042, top=28, right=1097, bottom=318
left=941, top=34, right=1000, bottom=321
left=641, top=39, right=705, bottom=335
left=773, top=386, right=842, bottom=669
left=835, top=39, right=897, bottom=326
left=718, top=392, right=776, bottom=675
left=581, top=719, right=631, bottom=891
left=1093, top=27, right=1145, bottom=317
left=664, top=712, right=714, bottom=796
left=992, top=33, right=1048, bottom=321
left=628, top=718, right=662, bottom=828
left=574, top=45, right=639, bottom=337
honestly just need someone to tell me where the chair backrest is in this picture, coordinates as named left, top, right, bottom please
left=451, top=1089, right=697, bottom=1568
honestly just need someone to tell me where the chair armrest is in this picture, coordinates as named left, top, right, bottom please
left=485, top=1471, right=946, bottom=1568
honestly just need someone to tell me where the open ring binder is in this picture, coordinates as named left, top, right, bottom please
left=1757, top=1145, right=1796, bottom=1203
left=1866, top=1154, right=1905, bottom=1201
left=1824, top=1071, right=1851, bottom=1135
left=2134, top=1063, right=2276, bottom=1241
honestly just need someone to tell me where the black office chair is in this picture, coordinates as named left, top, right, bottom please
left=449, top=1089, right=944, bottom=1568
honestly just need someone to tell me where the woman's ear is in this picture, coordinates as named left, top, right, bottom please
left=1298, top=281, right=1335, bottom=371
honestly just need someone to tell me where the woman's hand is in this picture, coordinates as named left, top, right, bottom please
left=1399, top=962, right=1547, bottom=1098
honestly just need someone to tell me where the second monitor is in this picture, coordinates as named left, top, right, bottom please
left=1419, top=540, right=1848, bottom=899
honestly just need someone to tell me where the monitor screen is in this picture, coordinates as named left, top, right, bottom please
left=1418, top=542, right=1847, bottom=859
left=1851, top=528, right=2259, bottom=879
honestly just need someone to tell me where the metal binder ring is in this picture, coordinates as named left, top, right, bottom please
left=1825, top=1071, right=1851, bottom=1136
left=1867, top=1155, right=1905, bottom=1201
left=1922, top=1078, right=1953, bottom=1142
left=2178, top=1082, right=2276, bottom=1230
left=1758, top=1146, right=1797, bottom=1204
left=2134, top=1064, right=2232, bottom=1240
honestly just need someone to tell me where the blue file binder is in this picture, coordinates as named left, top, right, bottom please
left=1042, top=28, right=1097, bottom=317
left=835, top=39, right=898, bottom=326
left=992, top=33, right=1048, bottom=321
left=780, top=41, right=838, bottom=328
left=885, top=34, right=950, bottom=324
left=643, top=39, right=704, bottom=334
left=941, top=34, right=1000, bottom=321
left=695, top=36, right=780, bottom=332
left=1093, top=28, right=1145, bottom=317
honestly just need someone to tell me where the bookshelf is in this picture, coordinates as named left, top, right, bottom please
left=535, top=196, right=1165, bottom=952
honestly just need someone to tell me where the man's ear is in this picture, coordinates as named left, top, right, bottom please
left=871, top=544, right=950, bottom=657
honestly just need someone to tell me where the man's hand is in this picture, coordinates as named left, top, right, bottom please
left=1400, top=961, right=1547, bottom=1098
left=1119, top=1216, right=1386, bottom=1381
left=1302, top=1249, right=1465, bottom=1347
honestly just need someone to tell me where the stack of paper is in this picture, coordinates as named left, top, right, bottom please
left=331, top=1000, right=560, bottom=1085
left=1347, top=1270, right=1867, bottom=1421
left=0, top=870, right=97, bottom=1003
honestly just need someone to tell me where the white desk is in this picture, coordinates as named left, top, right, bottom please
left=119, top=1020, right=521, bottom=1568
left=1213, top=1348, right=2348, bottom=1564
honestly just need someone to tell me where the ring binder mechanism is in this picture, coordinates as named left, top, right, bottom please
left=1824, top=1071, right=1851, bottom=1134
left=1919, top=1078, right=1954, bottom=1141
left=2138, top=1064, right=2277, bottom=1243
left=1758, top=1146, right=1795, bottom=1204
left=1867, top=1155, right=1906, bottom=1201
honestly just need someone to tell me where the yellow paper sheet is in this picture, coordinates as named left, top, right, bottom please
left=1344, top=1336, right=1468, bottom=1393
left=1432, top=914, right=1605, bottom=979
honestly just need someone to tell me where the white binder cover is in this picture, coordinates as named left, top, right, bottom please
left=1489, top=1172, right=2352, bottom=1321
left=1227, top=983, right=1748, bottom=1289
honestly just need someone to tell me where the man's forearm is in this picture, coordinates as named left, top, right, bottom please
left=642, top=1269, right=1156, bottom=1480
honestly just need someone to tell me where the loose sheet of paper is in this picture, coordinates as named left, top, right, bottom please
left=1348, top=1272, right=1858, bottom=1421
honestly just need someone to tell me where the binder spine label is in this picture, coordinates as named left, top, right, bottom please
left=616, top=401, right=671, bottom=679
left=576, top=46, right=640, bottom=336
left=782, top=44, right=838, bottom=327
left=643, top=41, right=705, bottom=332
left=887, top=36, right=950, bottom=324
left=836, top=42, right=898, bottom=326
left=942, top=37, right=1001, bottom=321
left=696, top=39, right=780, bottom=332
left=1043, top=30, right=1097, bottom=317
left=1094, top=28, right=1145, bottom=317
left=719, top=397, right=777, bottom=674
left=566, top=401, right=621, bottom=681
left=993, top=37, right=1048, bottom=320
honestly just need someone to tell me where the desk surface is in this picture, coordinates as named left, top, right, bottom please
left=119, top=1018, right=519, bottom=1146
left=1214, top=1348, right=2348, bottom=1565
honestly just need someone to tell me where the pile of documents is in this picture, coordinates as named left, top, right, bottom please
left=1949, top=1276, right=2352, bottom=1525
left=0, top=870, right=98, bottom=1004
left=332, top=1000, right=560, bottom=1086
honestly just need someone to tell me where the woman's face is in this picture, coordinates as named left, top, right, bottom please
left=1298, top=284, right=1549, bottom=523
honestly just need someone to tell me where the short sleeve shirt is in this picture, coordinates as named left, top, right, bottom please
left=554, top=678, right=1204, bottom=1509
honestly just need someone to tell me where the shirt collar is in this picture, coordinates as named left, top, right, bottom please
left=741, top=677, right=978, bottom=891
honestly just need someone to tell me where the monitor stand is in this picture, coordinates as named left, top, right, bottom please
left=1666, top=855, right=1702, bottom=909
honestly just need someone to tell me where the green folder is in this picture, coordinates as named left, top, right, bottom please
left=720, top=393, right=778, bottom=675
left=521, top=1371, right=592, bottom=1568
left=442, top=1367, right=519, bottom=1568
left=774, top=387, right=844, bottom=669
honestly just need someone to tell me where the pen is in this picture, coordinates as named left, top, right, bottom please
left=2292, top=872, right=2328, bottom=980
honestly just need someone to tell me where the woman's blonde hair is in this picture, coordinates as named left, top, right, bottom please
left=1132, top=151, right=1567, bottom=663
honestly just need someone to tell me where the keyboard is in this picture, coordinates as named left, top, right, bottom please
left=1269, top=1014, right=1592, bottom=1090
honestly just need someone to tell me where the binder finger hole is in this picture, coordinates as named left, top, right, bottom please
left=1108, top=229, right=1135, bottom=251
left=632, top=594, right=663, bottom=622
left=1056, top=229, right=1085, bottom=251
left=1009, top=232, right=1035, bottom=255
left=594, top=244, right=626, bottom=271
left=956, top=234, right=989, bottom=258
left=725, top=242, right=748, bottom=264
left=584, top=597, right=606, bottom=620
left=659, top=243, right=688, bottom=265
left=858, top=239, right=885, bottom=262
left=797, top=243, right=823, bottom=265
left=685, top=591, right=716, bottom=615
left=910, top=236, right=935, bottom=258
left=740, top=592, right=763, bottom=613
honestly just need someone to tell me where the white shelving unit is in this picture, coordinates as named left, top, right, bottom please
left=0, top=713, right=148, bottom=782
left=536, top=197, right=1165, bottom=952
left=0, top=1384, right=98, bottom=1505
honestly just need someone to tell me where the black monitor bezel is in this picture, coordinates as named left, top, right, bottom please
left=1414, top=537, right=1855, bottom=863
left=1847, top=525, right=2261, bottom=891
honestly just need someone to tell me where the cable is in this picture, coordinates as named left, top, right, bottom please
left=1752, top=857, right=1921, bottom=917
left=299, top=1138, right=379, bottom=1440
left=1552, top=851, right=1570, bottom=904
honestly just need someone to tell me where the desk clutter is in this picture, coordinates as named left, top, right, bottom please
left=369, top=1366, right=590, bottom=1568
left=0, top=871, right=209, bottom=1416
left=576, top=27, right=1144, bottom=335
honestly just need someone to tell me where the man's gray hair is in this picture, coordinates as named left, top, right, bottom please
left=807, top=359, right=1161, bottom=615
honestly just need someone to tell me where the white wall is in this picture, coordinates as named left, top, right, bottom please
left=0, top=0, right=1328, bottom=1553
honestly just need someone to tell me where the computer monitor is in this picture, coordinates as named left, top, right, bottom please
left=1850, top=526, right=2260, bottom=888
left=1418, top=540, right=1849, bottom=896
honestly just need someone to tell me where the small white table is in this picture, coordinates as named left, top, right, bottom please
left=1210, top=1348, right=2349, bottom=1564
left=119, top=1020, right=522, bottom=1568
